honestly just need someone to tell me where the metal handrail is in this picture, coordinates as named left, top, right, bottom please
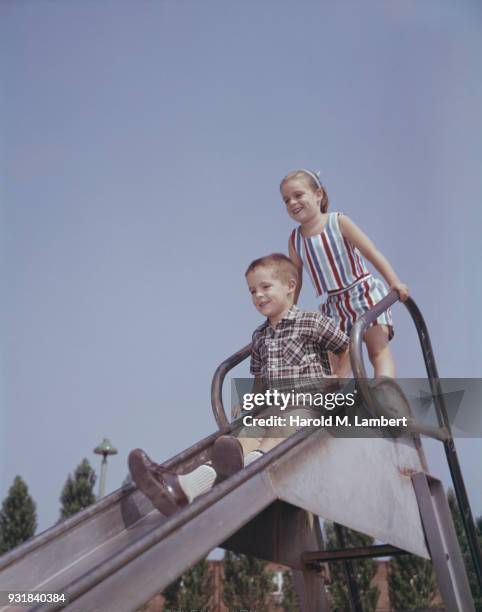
left=211, top=292, right=481, bottom=591
left=351, top=292, right=450, bottom=441
left=350, top=290, right=482, bottom=590
left=211, top=343, right=251, bottom=431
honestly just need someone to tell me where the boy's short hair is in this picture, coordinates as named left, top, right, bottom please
left=245, top=253, right=299, bottom=286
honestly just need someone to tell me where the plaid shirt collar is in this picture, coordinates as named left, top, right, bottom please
left=258, top=304, right=300, bottom=332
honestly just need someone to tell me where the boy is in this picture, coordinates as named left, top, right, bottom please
left=129, top=253, right=350, bottom=516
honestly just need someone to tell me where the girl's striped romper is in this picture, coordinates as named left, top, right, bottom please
left=290, top=212, right=394, bottom=339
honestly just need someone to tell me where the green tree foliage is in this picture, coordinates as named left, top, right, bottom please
left=281, top=570, right=300, bottom=611
left=388, top=554, right=437, bottom=610
left=325, top=522, right=379, bottom=612
left=0, top=476, right=37, bottom=554
left=162, top=559, right=212, bottom=611
left=223, top=551, right=273, bottom=612
left=162, top=576, right=182, bottom=610
left=447, top=490, right=482, bottom=611
left=59, top=458, right=96, bottom=519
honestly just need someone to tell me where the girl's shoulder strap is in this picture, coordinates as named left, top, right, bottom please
left=290, top=227, right=300, bottom=251
left=328, top=211, right=343, bottom=231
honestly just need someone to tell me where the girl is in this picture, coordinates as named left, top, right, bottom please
left=281, top=169, right=408, bottom=377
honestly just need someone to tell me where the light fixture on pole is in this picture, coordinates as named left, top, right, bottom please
left=94, top=437, right=118, bottom=498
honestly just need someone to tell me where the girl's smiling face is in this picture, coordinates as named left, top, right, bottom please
left=281, top=178, right=323, bottom=224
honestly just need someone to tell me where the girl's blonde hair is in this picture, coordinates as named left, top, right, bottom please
left=280, top=169, right=329, bottom=213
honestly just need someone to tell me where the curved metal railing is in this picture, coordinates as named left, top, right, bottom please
left=211, top=291, right=482, bottom=590
left=210, top=344, right=251, bottom=431
left=350, top=289, right=482, bottom=590
left=350, top=291, right=450, bottom=441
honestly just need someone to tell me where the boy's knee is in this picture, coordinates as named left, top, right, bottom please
left=237, top=436, right=262, bottom=455
left=258, top=437, right=280, bottom=453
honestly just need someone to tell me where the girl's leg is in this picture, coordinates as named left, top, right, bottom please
left=364, top=324, right=395, bottom=378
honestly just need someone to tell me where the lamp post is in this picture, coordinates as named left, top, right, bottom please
left=94, top=437, right=118, bottom=498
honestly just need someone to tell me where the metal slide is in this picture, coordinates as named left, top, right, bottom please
left=0, top=425, right=307, bottom=611
left=0, top=419, right=432, bottom=612
left=0, top=292, right=478, bottom=611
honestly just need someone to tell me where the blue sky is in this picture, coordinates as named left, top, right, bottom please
left=2, top=0, right=481, bottom=533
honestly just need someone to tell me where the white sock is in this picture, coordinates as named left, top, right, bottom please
left=178, top=465, right=216, bottom=502
left=244, top=450, right=263, bottom=466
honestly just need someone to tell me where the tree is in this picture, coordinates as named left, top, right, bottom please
left=162, top=576, right=182, bottom=610
left=324, top=522, right=379, bottom=612
left=59, top=458, right=96, bottom=519
left=162, top=559, right=212, bottom=610
left=388, top=554, right=437, bottom=610
left=447, top=490, right=482, bottom=611
left=281, top=570, right=300, bottom=611
left=223, top=551, right=274, bottom=612
left=0, top=476, right=37, bottom=554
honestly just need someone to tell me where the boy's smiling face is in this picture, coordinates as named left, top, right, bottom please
left=246, top=265, right=296, bottom=327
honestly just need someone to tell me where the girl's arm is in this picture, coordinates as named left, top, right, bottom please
left=288, top=237, right=304, bottom=304
left=339, top=215, right=409, bottom=301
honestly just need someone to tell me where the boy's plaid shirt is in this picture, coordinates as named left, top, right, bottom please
left=250, top=305, right=349, bottom=387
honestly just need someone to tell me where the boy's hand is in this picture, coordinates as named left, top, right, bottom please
left=392, top=282, right=409, bottom=302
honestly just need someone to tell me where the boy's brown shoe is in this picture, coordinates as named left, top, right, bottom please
left=211, top=435, right=244, bottom=482
left=128, top=449, right=188, bottom=516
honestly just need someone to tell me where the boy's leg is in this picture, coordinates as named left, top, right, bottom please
left=364, top=325, right=395, bottom=378
left=228, top=436, right=265, bottom=467
left=209, top=435, right=244, bottom=481
left=129, top=449, right=191, bottom=515
left=134, top=401, right=321, bottom=514
left=129, top=438, right=245, bottom=516
left=237, top=436, right=264, bottom=455
left=255, top=412, right=308, bottom=454
left=233, top=417, right=268, bottom=466
left=235, top=405, right=318, bottom=464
